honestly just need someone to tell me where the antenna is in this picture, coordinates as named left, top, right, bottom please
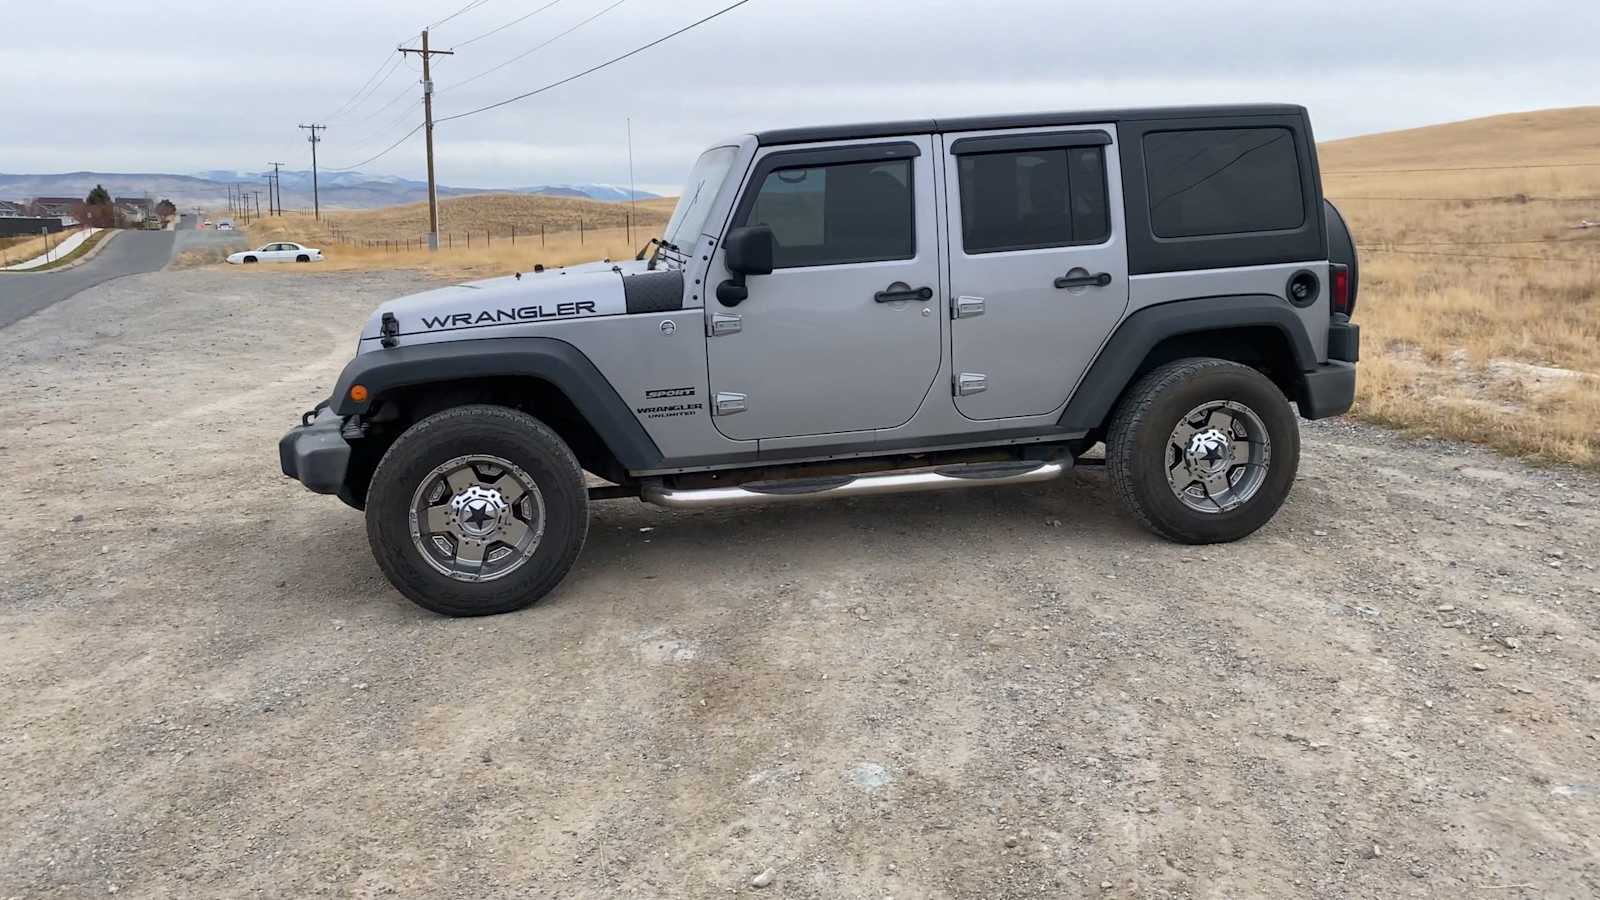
left=626, top=116, right=638, bottom=241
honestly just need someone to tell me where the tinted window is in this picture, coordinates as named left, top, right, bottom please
left=958, top=146, right=1109, bottom=254
left=746, top=159, right=913, bottom=268
left=1143, top=127, right=1304, bottom=238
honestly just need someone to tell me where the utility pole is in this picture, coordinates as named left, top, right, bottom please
left=299, top=124, right=326, bottom=220
left=254, top=191, right=262, bottom=219
left=268, top=162, right=284, bottom=216
left=399, top=30, right=453, bottom=251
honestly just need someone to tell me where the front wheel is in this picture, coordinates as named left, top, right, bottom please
left=1106, top=358, right=1300, bottom=544
left=365, top=405, right=589, bottom=616
left=242, top=256, right=257, bottom=264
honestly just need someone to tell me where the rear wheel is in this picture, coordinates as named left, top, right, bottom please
left=1106, top=358, right=1299, bottom=544
left=296, top=254, right=310, bottom=262
left=365, top=405, right=588, bottom=616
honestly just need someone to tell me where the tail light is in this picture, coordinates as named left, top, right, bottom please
left=1330, top=263, right=1353, bottom=317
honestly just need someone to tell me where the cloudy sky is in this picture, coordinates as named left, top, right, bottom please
left=6, top=0, right=1598, bottom=192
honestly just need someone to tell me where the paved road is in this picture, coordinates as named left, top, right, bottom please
left=0, top=215, right=190, bottom=329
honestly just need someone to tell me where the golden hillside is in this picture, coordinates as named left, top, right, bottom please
left=325, top=192, right=675, bottom=244
left=1318, top=107, right=1600, bottom=466
left=1321, top=106, right=1600, bottom=171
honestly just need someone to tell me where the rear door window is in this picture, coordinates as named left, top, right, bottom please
left=1143, top=127, right=1304, bottom=238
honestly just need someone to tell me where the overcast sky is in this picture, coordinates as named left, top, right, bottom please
left=6, top=0, right=1598, bottom=193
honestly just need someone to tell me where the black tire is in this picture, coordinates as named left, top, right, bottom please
left=365, top=404, right=589, bottom=617
left=296, top=254, right=310, bottom=262
left=1105, top=358, right=1299, bottom=544
left=242, top=256, right=257, bottom=264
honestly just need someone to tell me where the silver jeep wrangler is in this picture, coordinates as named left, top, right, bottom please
left=281, top=104, right=1361, bottom=617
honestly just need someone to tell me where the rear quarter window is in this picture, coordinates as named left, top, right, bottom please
left=1143, top=127, right=1305, bottom=238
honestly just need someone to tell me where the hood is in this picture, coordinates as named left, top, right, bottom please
left=357, top=258, right=677, bottom=347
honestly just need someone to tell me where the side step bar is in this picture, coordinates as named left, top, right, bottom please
left=640, top=456, right=1071, bottom=510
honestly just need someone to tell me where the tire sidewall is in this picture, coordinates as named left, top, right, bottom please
left=1124, top=365, right=1300, bottom=542
left=366, top=406, right=588, bottom=616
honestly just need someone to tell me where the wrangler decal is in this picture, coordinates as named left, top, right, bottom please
left=419, top=301, right=599, bottom=330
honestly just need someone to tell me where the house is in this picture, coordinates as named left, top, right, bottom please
left=26, top=196, right=79, bottom=219
left=0, top=200, right=23, bottom=217
left=116, top=197, right=155, bottom=225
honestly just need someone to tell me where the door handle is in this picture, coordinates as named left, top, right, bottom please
left=875, top=281, right=934, bottom=303
left=1054, top=271, right=1113, bottom=289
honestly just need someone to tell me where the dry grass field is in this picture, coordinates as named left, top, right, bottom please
left=325, top=191, right=671, bottom=244
left=241, top=192, right=676, bottom=279
left=1322, top=106, right=1600, bottom=466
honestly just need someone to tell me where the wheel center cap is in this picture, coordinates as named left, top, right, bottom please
left=1185, top=428, right=1233, bottom=474
left=450, top=485, right=508, bottom=538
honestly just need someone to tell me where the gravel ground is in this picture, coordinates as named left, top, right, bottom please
left=1, top=269, right=1597, bottom=899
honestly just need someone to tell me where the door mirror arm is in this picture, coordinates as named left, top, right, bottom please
left=716, top=276, right=750, bottom=306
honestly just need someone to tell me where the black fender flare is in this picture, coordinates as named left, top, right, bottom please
left=1059, top=294, right=1319, bottom=431
left=329, top=336, right=663, bottom=470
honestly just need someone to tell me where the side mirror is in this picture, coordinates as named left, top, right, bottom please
left=725, top=225, right=774, bottom=276
left=717, top=225, right=774, bottom=306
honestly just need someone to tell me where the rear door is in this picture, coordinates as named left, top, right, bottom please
left=942, top=125, right=1129, bottom=419
left=705, top=137, right=942, bottom=441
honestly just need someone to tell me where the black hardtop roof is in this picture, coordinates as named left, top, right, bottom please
left=754, top=103, right=1307, bottom=147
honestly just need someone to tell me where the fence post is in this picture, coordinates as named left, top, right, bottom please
left=511, top=225, right=516, bottom=246
left=627, top=213, right=632, bottom=245
left=467, top=232, right=472, bottom=248
left=580, top=219, right=585, bottom=244
left=541, top=224, right=546, bottom=247
left=487, top=230, right=492, bottom=248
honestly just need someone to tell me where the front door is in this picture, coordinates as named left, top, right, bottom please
left=705, top=137, right=942, bottom=442
left=942, top=125, right=1129, bottom=420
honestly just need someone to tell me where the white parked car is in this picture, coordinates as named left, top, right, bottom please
left=227, top=242, right=324, bottom=265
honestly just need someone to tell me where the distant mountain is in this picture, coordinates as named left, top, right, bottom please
left=519, top=183, right=659, bottom=203
left=0, top=170, right=659, bottom=211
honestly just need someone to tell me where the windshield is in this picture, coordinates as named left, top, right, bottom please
left=660, top=145, right=738, bottom=257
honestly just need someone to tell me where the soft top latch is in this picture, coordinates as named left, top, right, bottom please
left=380, top=312, right=400, bottom=348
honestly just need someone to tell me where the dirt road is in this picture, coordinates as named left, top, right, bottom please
left=1, top=269, right=1596, bottom=899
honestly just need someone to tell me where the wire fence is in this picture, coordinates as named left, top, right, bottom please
left=311, top=214, right=661, bottom=254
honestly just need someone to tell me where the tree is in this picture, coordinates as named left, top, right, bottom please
left=157, top=199, right=177, bottom=218
left=86, top=184, right=112, bottom=206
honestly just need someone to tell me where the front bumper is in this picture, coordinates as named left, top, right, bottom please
left=278, top=407, right=351, bottom=494
left=1295, top=361, right=1357, bottom=420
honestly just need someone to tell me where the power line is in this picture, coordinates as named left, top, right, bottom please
left=1330, top=195, right=1600, bottom=203
left=1327, top=161, right=1600, bottom=175
left=321, top=49, right=402, bottom=121
left=326, top=124, right=424, bottom=172
left=439, top=0, right=628, bottom=95
left=1358, top=247, right=1598, bottom=264
left=437, top=0, right=757, bottom=124
left=353, top=79, right=421, bottom=125
left=1371, top=236, right=1600, bottom=247
left=429, top=0, right=492, bottom=30
left=450, top=0, right=567, bottom=49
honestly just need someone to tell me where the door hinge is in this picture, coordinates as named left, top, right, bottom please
left=709, top=313, right=742, bottom=336
left=713, top=392, right=748, bottom=416
left=953, top=295, right=985, bottom=319
left=954, top=373, right=988, bottom=396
